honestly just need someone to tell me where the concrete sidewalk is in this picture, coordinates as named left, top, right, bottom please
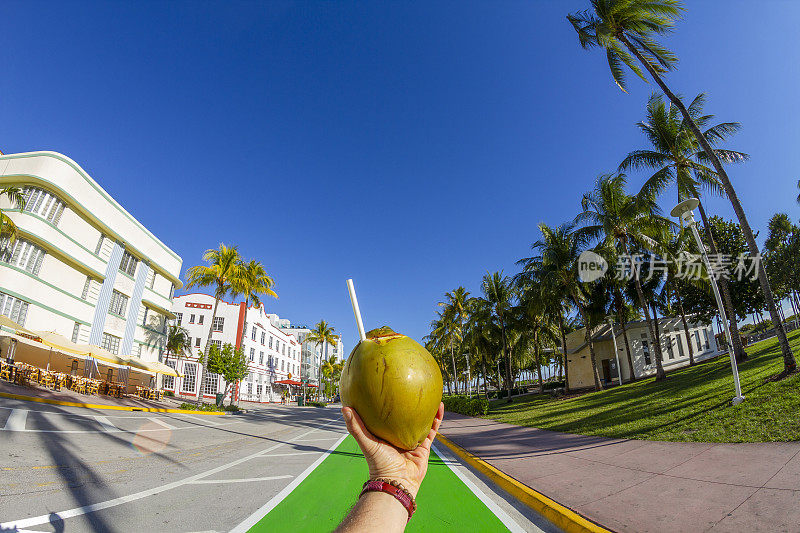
left=440, top=413, right=800, bottom=533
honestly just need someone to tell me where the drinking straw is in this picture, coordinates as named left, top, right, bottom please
left=346, top=279, right=366, bottom=342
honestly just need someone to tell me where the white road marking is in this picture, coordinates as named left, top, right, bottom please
left=0, top=417, right=343, bottom=530
left=293, top=436, right=342, bottom=442
left=148, top=417, right=176, bottom=430
left=93, top=416, right=118, bottom=432
left=188, top=475, right=293, bottom=484
left=230, top=433, right=348, bottom=533
left=431, top=443, right=528, bottom=533
left=4, top=409, right=28, bottom=431
left=256, top=451, right=320, bottom=458
left=180, top=414, right=220, bottom=425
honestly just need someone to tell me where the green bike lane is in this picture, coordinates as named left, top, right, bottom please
left=239, top=435, right=527, bottom=532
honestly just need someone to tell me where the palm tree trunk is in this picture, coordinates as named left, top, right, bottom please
left=482, top=356, right=489, bottom=399
left=697, top=202, right=747, bottom=363
left=450, top=345, right=458, bottom=395
left=535, top=336, right=544, bottom=394
left=577, top=304, right=602, bottom=391
left=559, top=313, right=570, bottom=391
left=674, top=285, right=695, bottom=366
left=620, top=33, right=796, bottom=375
left=617, top=306, right=636, bottom=381
left=197, top=295, right=221, bottom=403
left=500, top=318, right=512, bottom=402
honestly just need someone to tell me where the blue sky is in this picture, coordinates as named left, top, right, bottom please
left=2, top=1, right=798, bottom=350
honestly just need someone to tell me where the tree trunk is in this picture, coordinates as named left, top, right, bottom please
left=450, top=345, right=458, bottom=395
left=500, top=317, right=512, bottom=402
left=697, top=202, right=747, bottom=363
left=619, top=33, right=796, bottom=375
left=559, top=313, right=570, bottom=391
left=623, top=241, right=666, bottom=380
left=675, top=285, right=695, bottom=366
left=617, top=306, right=636, bottom=381
left=197, top=296, right=221, bottom=403
left=535, top=336, right=544, bottom=394
left=482, top=356, right=489, bottom=399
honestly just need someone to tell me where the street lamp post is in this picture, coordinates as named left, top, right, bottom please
left=671, top=198, right=745, bottom=405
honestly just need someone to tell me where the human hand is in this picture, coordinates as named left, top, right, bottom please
left=341, top=402, right=444, bottom=499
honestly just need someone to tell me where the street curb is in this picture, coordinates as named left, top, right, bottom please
left=436, top=433, right=613, bottom=533
left=0, top=391, right=228, bottom=415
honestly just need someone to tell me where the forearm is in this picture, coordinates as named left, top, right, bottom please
left=334, top=491, right=408, bottom=533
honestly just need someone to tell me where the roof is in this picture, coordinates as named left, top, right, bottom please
left=567, top=315, right=700, bottom=354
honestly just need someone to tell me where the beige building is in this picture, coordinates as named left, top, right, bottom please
left=566, top=317, right=721, bottom=389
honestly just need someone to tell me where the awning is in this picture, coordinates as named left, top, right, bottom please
left=0, top=315, right=38, bottom=336
left=275, top=379, right=302, bottom=386
left=127, top=357, right=182, bottom=377
left=37, top=331, right=91, bottom=356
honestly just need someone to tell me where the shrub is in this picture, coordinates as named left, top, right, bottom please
left=224, top=404, right=241, bottom=412
left=442, top=396, right=489, bottom=416
left=164, top=390, right=175, bottom=397
left=308, top=401, right=328, bottom=408
left=179, top=402, right=224, bottom=412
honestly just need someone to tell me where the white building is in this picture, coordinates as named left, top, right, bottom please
left=282, top=324, right=344, bottom=390
left=566, top=316, right=721, bottom=389
left=0, top=151, right=182, bottom=367
left=169, top=294, right=302, bottom=403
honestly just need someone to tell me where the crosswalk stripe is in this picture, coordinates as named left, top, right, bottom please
left=148, top=417, right=176, bottom=430
left=188, top=475, right=293, bottom=485
left=94, top=416, right=118, bottom=432
left=3, top=409, right=28, bottom=431
left=180, top=414, right=220, bottom=425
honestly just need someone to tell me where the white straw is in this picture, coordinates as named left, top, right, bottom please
left=346, top=278, right=366, bottom=341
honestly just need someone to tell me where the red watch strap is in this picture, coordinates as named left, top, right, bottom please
left=360, top=479, right=415, bottom=521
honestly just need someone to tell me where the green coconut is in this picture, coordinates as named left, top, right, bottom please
left=339, top=326, right=443, bottom=450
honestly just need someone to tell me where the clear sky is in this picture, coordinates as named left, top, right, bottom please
left=2, top=1, right=798, bottom=350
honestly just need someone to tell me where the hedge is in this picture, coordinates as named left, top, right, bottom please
left=442, top=396, right=489, bottom=416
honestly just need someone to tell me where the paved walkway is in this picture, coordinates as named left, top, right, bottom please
left=440, top=413, right=800, bottom=533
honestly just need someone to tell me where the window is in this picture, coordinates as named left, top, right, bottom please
left=0, top=237, right=46, bottom=276
left=81, top=277, right=91, bottom=300
left=142, top=307, right=149, bottom=326
left=189, top=314, right=195, bottom=324
left=101, top=333, right=121, bottom=354
left=694, top=331, right=702, bottom=352
left=119, top=250, right=138, bottom=276
left=198, top=315, right=204, bottom=325
left=250, top=348, right=255, bottom=362
left=252, top=326, right=257, bottom=341
left=109, top=290, right=129, bottom=317
left=21, top=187, right=66, bottom=225
left=247, top=382, right=253, bottom=395
left=666, top=336, right=675, bottom=359
left=176, top=312, right=183, bottom=326
left=94, top=234, right=105, bottom=255
left=71, top=322, right=81, bottom=343
left=182, top=362, right=197, bottom=393
left=259, top=352, right=264, bottom=365
left=282, top=345, right=286, bottom=356
left=106, top=368, right=114, bottom=382
left=211, top=340, right=222, bottom=350
left=212, top=316, right=224, bottom=332
left=269, top=336, right=273, bottom=349
left=0, top=292, right=29, bottom=326
left=281, top=360, right=285, bottom=371
left=261, top=332, right=266, bottom=345
left=703, top=329, right=711, bottom=351
left=162, top=360, right=177, bottom=390
left=641, top=339, right=651, bottom=366
left=195, top=337, right=201, bottom=348
left=256, top=384, right=262, bottom=396
left=202, top=372, right=219, bottom=395
left=676, top=334, right=685, bottom=357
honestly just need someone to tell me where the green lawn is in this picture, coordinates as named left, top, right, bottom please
left=486, top=328, right=800, bottom=442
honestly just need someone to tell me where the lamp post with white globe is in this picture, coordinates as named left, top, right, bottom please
left=671, top=198, right=744, bottom=405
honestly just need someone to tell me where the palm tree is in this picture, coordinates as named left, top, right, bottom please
left=568, top=0, right=797, bottom=374
left=304, top=320, right=338, bottom=400
left=231, top=259, right=277, bottom=346
left=519, top=223, right=592, bottom=391
left=796, top=179, right=799, bottom=205
left=438, top=287, right=471, bottom=395
left=164, top=324, right=192, bottom=362
left=0, top=185, right=25, bottom=241
left=481, top=272, right=515, bottom=401
left=517, top=281, right=560, bottom=393
left=185, top=244, right=242, bottom=402
left=620, top=93, right=749, bottom=361
left=577, top=173, right=671, bottom=380
left=464, top=297, right=495, bottom=399
left=321, top=355, right=343, bottom=399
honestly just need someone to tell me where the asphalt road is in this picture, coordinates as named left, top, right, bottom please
left=0, top=400, right=350, bottom=533
left=0, top=399, right=554, bottom=533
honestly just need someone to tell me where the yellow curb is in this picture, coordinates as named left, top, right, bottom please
left=436, top=433, right=613, bottom=533
left=0, top=391, right=227, bottom=415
